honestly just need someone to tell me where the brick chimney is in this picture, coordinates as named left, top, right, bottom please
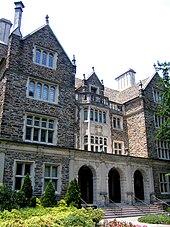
left=0, top=18, right=12, bottom=44
left=12, top=1, right=25, bottom=37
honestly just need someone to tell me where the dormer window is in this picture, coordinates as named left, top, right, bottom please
left=90, top=85, right=99, bottom=94
left=33, top=46, right=57, bottom=69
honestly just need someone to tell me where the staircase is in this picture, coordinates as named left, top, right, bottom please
left=102, top=204, right=168, bottom=219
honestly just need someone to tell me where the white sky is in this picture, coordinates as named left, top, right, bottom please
left=1, top=0, right=170, bottom=89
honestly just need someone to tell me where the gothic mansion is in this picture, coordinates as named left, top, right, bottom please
left=0, top=2, right=169, bottom=206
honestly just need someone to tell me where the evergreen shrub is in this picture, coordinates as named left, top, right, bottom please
left=41, top=181, right=56, bottom=207
left=64, top=178, right=81, bottom=208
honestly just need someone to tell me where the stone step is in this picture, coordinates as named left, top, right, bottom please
left=101, top=204, right=168, bottom=218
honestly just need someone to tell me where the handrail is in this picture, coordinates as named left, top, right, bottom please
left=133, top=196, right=150, bottom=214
left=133, top=196, right=150, bottom=207
left=152, top=195, right=170, bottom=207
left=105, top=196, right=123, bottom=217
left=80, top=198, right=88, bottom=207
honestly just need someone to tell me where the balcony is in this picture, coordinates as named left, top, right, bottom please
left=76, top=92, right=109, bottom=107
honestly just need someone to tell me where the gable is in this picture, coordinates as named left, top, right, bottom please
left=23, top=25, right=73, bottom=67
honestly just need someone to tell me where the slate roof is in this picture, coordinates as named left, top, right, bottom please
left=75, top=77, right=149, bottom=104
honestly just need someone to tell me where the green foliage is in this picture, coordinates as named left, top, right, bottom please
left=40, top=181, right=56, bottom=207
left=29, top=196, right=37, bottom=207
left=64, top=178, right=81, bottom=208
left=0, top=185, right=18, bottom=212
left=0, top=205, right=104, bottom=227
left=155, top=61, right=170, bottom=142
left=20, top=173, right=33, bottom=206
left=138, top=213, right=170, bottom=224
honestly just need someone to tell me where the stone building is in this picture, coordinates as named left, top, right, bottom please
left=0, top=2, right=169, bottom=205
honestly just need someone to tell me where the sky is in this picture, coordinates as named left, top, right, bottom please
left=1, top=0, right=170, bottom=89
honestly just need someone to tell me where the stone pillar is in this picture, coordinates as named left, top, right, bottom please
left=87, top=106, right=91, bottom=151
left=0, top=153, right=5, bottom=184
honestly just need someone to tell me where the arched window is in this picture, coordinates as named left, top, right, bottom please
left=29, top=81, right=35, bottom=97
left=43, top=85, right=49, bottom=101
left=42, top=51, right=47, bottom=66
left=35, top=49, right=41, bottom=64
left=36, top=83, right=42, bottom=99
left=48, top=53, right=54, bottom=67
left=50, top=86, right=55, bottom=102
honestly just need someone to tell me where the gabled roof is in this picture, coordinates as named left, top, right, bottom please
left=22, top=24, right=73, bottom=66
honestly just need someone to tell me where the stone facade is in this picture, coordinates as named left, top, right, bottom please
left=0, top=2, right=169, bottom=205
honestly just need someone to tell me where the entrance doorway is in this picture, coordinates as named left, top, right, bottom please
left=134, top=170, right=144, bottom=200
left=78, top=165, right=93, bottom=203
left=108, top=168, right=121, bottom=203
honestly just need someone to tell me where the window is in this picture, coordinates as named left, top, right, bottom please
left=90, top=109, right=94, bottom=121
left=156, top=140, right=170, bottom=160
left=28, top=79, right=58, bottom=103
left=33, top=46, right=57, bottom=69
left=84, top=108, right=88, bottom=121
left=24, top=115, right=57, bottom=144
left=90, top=135, right=108, bottom=152
left=154, top=113, right=166, bottom=128
left=14, top=162, right=33, bottom=190
left=103, top=112, right=106, bottom=123
left=44, top=165, right=60, bottom=192
left=113, top=141, right=124, bottom=155
left=159, top=173, right=170, bottom=194
left=112, top=116, right=122, bottom=130
left=90, top=86, right=98, bottom=94
left=153, top=90, right=162, bottom=103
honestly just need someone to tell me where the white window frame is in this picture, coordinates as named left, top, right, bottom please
left=27, top=77, right=59, bottom=104
left=154, top=113, right=166, bottom=128
left=113, top=141, right=124, bottom=155
left=159, top=173, right=170, bottom=194
left=33, top=45, right=58, bottom=69
left=153, top=90, right=162, bottom=103
left=43, top=163, right=61, bottom=194
left=156, top=140, right=170, bottom=160
left=112, top=115, right=123, bottom=130
left=23, top=114, right=57, bottom=145
left=13, top=160, right=35, bottom=191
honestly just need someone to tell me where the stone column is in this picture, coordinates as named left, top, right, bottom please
left=0, top=153, right=5, bottom=184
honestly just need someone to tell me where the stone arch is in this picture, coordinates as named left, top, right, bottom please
left=134, top=169, right=145, bottom=200
left=78, top=164, right=96, bottom=203
left=108, top=167, right=123, bottom=203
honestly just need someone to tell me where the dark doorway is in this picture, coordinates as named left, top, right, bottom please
left=78, top=166, right=93, bottom=203
left=108, top=168, right=121, bottom=203
left=134, top=170, right=144, bottom=200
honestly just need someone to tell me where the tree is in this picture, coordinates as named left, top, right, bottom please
left=154, top=61, right=170, bottom=142
left=41, top=181, right=56, bottom=207
left=20, top=173, right=33, bottom=206
left=64, top=178, right=81, bottom=209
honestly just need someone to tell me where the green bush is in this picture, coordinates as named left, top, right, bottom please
left=0, top=185, right=18, bottom=211
left=20, top=173, right=33, bottom=207
left=29, top=196, right=37, bottom=207
left=41, top=181, right=56, bottom=207
left=0, top=206, right=104, bottom=226
left=64, top=178, right=81, bottom=208
left=138, top=214, right=170, bottom=224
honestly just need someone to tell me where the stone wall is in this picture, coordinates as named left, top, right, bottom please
left=0, top=26, right=76, bottom=148
left=125, top=98, right=148, bottom=157
left=1, top=141, right=70, bottom=198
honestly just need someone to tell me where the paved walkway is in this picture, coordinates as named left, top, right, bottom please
left=100, top=216, right=170, bottom=227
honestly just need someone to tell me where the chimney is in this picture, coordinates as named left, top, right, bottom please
left=0, top=18, right=12, bottom=44
left=115, top=68, right=136, bottom=91
left=12, top=1, right=25, bottom=37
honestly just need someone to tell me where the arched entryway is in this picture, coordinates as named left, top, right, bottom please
left=108, top=168, right=121, bottom=203
left=134, top=170, right=144, bottom=200
left=78, top=165, right=93, bottom=203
